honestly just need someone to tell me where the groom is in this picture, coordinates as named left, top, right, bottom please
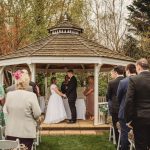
left=66, top=70, right=77, bottom=123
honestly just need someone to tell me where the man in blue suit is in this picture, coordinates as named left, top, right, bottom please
left=117, top=64, right=136, bottom=150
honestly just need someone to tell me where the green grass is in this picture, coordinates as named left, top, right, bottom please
left=37, top=133, right=115, bottom=150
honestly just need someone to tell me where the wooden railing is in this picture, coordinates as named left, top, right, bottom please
left=98, top=96, right=108, bottom=124
left=98, top=96, right=106, bottom=103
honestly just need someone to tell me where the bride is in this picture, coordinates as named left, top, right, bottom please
left=44, top=77, right=67, bottom=124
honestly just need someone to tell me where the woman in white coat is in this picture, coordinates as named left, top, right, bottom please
left=4, top=70, right=41, bottom=150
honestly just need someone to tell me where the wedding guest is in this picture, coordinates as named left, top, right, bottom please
left=106, top=65, right=124, bottom=144
left=83, top=76, right=94, bottom=120
left=0, top=84, right=5, bottom=127
left=6, top=83, right=33, bottom=93
left=107, top=70, right=117, bottom=115
left=4, top=70, right=41, bottom=150
left=0, top=84, right=5, bottom=103
left=117, top=64, right=136, bottom=150
left=21, top=69, right=40, bottom=97
left=61, top=75, right=69, bottom=94
left=26, top=70, right=40, bottom=97
left=125, top=58, right=150, bottom=150
left=6, top=69, right=33, bottom=93
left=29, top=81, right=40, bottom=97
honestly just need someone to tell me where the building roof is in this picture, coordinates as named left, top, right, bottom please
left=0, top=15, right=134, bottom=62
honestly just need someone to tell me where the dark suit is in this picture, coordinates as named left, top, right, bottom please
left=125, top=71, right=150, bottom=150
left=117, top=77, right=130, bottom=120
left=117, top=77, right=130, bottom=150
left=61, top=81, right=68, bottom=94
left=29, top=81, right=38, bottom=97
left=106, top=76, right=124, bottom=144
left=66, top=76, right=77, bottom=121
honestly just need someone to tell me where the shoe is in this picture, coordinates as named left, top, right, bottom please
left=66, top=119, right=72, bottom=123
left=67, top=120, right=76, bottom=124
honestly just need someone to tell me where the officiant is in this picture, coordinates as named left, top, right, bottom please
left=61, top=75, right=69, bottom=94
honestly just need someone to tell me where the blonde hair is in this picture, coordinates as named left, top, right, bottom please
left=15, top=69, right=30, bottom=90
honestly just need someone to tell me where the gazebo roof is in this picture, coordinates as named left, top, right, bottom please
left=48, top=14, right=83, bottom=34
left=0, top=15, right=134, bottom=62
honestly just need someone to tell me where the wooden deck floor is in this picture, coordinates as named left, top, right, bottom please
left=40, top=120, right=110, bottom=135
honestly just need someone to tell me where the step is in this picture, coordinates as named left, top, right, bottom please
left=41, top=124, right=110, bottom=130
left=40, top=121, right=110, bottom=130
left=41, top=130, right=107, bottom=135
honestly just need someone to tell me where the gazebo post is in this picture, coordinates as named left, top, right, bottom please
left=45, top=64, right=50, bottom=100
left=45, top=74, right=48, bottom=100
left=0, top=66, right=4, bottom=85
left=11, top=65, right=16, bottom=85
left=28, top=64, right=36, bottom=82
left=94, top=64, right=102, bottom=125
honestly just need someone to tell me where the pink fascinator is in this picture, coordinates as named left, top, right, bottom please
left=13, top=70, right=23, bottom=80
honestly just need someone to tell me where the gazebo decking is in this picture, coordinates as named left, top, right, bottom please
left=41, top=120, right=110, bottom=135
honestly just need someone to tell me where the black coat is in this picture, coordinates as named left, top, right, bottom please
left=61, top=81, right=68, bottom=94
left=106, top=76, right=124, bottom=114
left=125, top=71, right=150, bottom=124
left=29, top=81, right=38, bottom=97
left=66, top=76, right=77, bottom=101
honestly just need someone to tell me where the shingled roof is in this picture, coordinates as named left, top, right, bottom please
left=0, top=15, right=134, bottom=62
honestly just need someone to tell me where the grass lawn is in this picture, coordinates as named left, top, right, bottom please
left=37, top=133, right=115, bottom=150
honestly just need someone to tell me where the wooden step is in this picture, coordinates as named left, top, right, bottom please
left=41, top=124, right=110, bottom=130
left=41, top=130, right=107, bottom=135
left=40, top=120, right=110, bottom=135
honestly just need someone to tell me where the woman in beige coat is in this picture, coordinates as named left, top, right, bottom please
left=4, top=70, right=41, bottom=150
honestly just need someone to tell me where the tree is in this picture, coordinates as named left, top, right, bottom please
left=86, top=0, right=128, bottom=51
left=0, top=0, right=33, bottom=53
left=0, top=2, right=9, bottom=54
left=0, top=0, right=90, bottom=54
left=123, top=35, right=141, bottom=59
left=127, top=0, right=150, bottom=35
left=125, top=0, right=150, bottom=58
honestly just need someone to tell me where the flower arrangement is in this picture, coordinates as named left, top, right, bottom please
left=12, top=69, right=30, bottom=90
left=13, top=70, right=23, bottom=80
left=99, top=103, right=108, bottom=115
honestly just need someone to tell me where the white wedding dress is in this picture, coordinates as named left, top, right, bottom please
left=44, top=84, right=67, bottom=123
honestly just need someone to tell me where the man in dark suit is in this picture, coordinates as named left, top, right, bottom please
left=125, top=58, right=150, bottom=150
left=106, top=65, right=124, bottom=144
left=117, top=64, right=136, bottom=150
left=61, top=75, right=69, bottom=94
left=66, top=70, right=77, bottom=123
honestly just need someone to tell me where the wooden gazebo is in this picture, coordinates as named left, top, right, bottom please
left=0, top=15, right=134, bottom=125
